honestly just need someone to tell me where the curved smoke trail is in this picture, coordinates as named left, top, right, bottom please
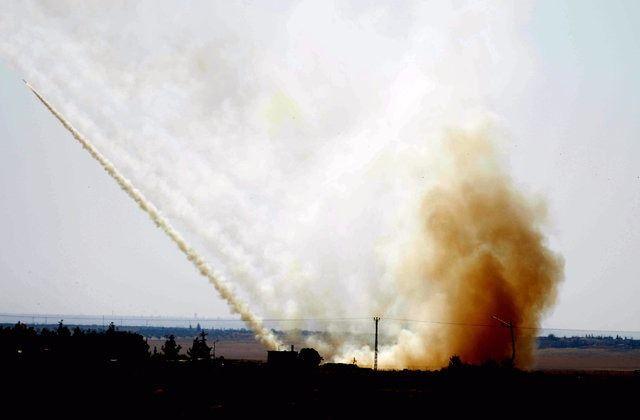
left=24, top=80, right=280, bottom=350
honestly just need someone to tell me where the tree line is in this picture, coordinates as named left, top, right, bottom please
left=537, top=334, right=640, bottom=349
left=0, top=321, right=219, bottom=362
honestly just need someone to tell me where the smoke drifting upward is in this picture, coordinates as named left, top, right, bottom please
left=24, top=81, right=280, bottom=351
left=325, top=125, right=563, bottom=369
left=404, top=128, right=563, bottom=366
left=1, top=1, right=563, bottom=368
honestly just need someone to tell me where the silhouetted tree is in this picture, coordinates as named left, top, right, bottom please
left=57, top=320, right=71, bottom=337
left=187, top=331, right=211, bottom=360
left=150, top=345, right=162, bottom=361
left=298, top=348, right=322, bottom=368
left=1, top=322, right=148, bottom=363
left=162, top=335, right=182, bottom=361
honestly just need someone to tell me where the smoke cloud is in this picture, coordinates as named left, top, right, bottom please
left=1, top=1, right=562, bottom=368
left=417, top=129, right=563, bottom=366
left=333, top=126, right=564, bottom=369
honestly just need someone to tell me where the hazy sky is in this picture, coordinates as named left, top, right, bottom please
left=0, top=0, right=638, bottom=332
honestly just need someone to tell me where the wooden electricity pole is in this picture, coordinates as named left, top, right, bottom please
left=492, top=315, right=516, bottom=365
left=373, top=316, right=380, bottom=371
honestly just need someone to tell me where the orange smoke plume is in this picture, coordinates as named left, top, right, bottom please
left=412, top=127, right=564, bottom=366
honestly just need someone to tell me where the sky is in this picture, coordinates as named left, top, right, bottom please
left=0, top=0, right=639, bottom=333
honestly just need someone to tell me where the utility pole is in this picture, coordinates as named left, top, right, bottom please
left=373, top=316, right=380, bottom=371
left=212, top=340, right=219, bottom=359
left=492, top=315, right=516, bottom=365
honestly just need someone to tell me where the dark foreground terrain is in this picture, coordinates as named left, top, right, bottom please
left=2, top=323, right=639, bottom=418
left=4, top=358, right=639, bottom=418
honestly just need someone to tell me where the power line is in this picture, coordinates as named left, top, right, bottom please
left=385, top=317, right=496, bottom=328
left=384, top=317, right=640, bottom=335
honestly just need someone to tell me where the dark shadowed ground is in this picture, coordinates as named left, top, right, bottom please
left=4, top=358, right=638, bottom=418
left=3, top=323, right=638, bottom=418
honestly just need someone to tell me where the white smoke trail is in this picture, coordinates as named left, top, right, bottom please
left=0, top=1, right=563, bottom=368
left=23, top=80, right=280, bottom=350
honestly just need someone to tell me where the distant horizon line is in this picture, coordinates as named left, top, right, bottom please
left=1, top=312, right=639, bottom=336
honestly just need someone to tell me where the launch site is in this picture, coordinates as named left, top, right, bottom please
left=0, top=0, right=639, bottom=417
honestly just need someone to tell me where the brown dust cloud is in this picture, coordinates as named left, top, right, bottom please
left=376, top=128, right=564, bottom=368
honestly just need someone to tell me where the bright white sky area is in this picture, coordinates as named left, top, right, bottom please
left=0, top=0, right=638, bottom=333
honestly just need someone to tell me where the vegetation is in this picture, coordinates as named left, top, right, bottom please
left=0, top=322, right=222, bottom=363
left=537, top=334, right=640, bottom=350
left=161, top=334, right=181, bottom=361
left=187, top=331, right=212, bottom=360
left=0, top=321, right=149, bottom=363
left=298, top=347, right=323, bottom=368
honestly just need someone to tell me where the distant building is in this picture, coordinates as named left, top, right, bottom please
left=267, top=345, right=297, bottom=368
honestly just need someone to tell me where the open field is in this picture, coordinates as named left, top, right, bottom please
left=533, top=348, right=640, bottom=371
left=148, top=336, right=640, bottom=371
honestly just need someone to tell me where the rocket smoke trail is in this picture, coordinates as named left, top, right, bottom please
left=2, top=1, right=567, bottom=369
left=23, top=80, right=280, bottom=350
